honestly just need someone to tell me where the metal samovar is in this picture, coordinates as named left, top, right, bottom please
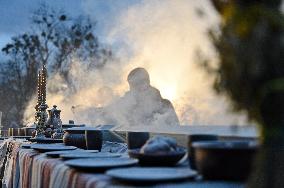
left=47, top=105, right=63, bottom=139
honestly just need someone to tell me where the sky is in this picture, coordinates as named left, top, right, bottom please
left=0, top=0, right=140, bottom=51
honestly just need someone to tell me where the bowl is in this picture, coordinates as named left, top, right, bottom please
left=128, top=147, right=186, bottom=166
left=187, top=134, right=218, bottom=169
left=192, top=140, right=258, bottom=181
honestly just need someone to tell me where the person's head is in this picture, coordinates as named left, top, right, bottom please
left=127, top=67, right=150, bottom=90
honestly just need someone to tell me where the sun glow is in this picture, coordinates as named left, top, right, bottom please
left=152, top=82, right=177, bottom=101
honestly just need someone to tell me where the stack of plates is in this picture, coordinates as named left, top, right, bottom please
left=29, top=138, right=63, bottom=143
left=31, top=144, right=77, bottom=152
left=60, top=152, right=121, bottom=160
left=45, top=150, right=98, bottom=158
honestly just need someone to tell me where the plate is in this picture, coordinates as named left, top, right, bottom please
left=46, top=150, right=82, bottom=158
left=62, top=124, right=85, bottom=129
left=46, top=150, right=98, bottom=158
left=29, top=138, right=63, bottom=143
left=106, top=167, right=197, bottom=183
left=66, top=127, right=98, bottom=131
left=22, top=143, right=58, bottom=149
left=21, top=144, right=33, bottom=149
left=128, top=147, right=186, bottom=166
left=65, top=158, right=138, bottom=171
left=12, top=136, right=32, bottom=139
left=60, top=152, right=120, bottom=160
left=31, top=144, right=77, bottom=152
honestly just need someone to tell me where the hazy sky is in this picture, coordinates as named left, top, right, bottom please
left=0, top=0, right=140, bottom=50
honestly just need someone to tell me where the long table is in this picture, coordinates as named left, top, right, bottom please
left=0, top=139, right=244, bottom=188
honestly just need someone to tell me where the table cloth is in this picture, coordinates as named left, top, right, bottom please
left=1, top=139, right=244, bottom=188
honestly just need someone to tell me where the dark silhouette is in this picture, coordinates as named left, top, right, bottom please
left=112, top=67, right=179, bottom=127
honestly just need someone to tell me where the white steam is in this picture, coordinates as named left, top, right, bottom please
left=24, top=0, right=250, bottom=126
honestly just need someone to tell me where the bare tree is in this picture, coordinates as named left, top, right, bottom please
left=0, top=4, right=111, bottom=128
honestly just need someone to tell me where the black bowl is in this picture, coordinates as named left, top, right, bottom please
left=128, top=147, right=186, bottom=166
left=187, top=134, right=218, bottom=169
left=192, top=140, right=258, bottom=181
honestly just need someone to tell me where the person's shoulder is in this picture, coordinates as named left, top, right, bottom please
left=162, top=99, right=174, bottom=108
left=149, top=86, right=162, bottom=96
left=162, top=98, right=172, bottom=104
left=150, top=86, right=159, bottom=91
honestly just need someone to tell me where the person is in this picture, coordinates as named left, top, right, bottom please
left=109, top=67, right=179, bottom=127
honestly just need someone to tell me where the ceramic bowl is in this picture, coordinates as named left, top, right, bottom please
left=192, top=140, right=258, bottom=181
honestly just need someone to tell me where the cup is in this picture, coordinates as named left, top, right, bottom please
left=64, top=128, right=86, bottom=149
left=18, top=128, right=25, bottom=136
left=8, top=128, right=19, bottom=136
left=69, top=120, right=74, bottom=124
left=85, top=130, right=103, bottom=151
left=126, top=132, right=150, bottom=149
left=188, top=134, right=218, bottom=169
left=8, top=128, right=13, bottom=137
left=0, top=130, right=8, bottom=137
left=23, top=127, right=35, bottom=136
left=14, top=128, right=20, bottom=136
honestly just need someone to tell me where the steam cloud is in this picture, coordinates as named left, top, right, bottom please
left=24, top=0, right=250, bottom=127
